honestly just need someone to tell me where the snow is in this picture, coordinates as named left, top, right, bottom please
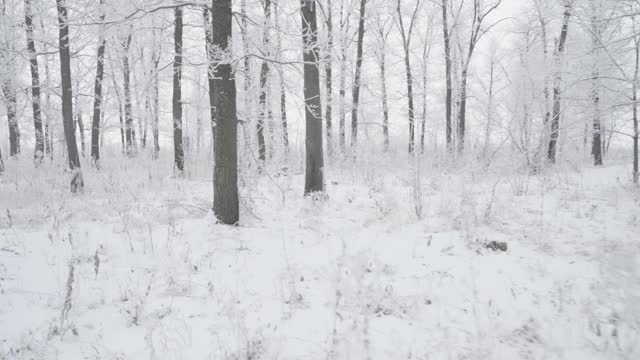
left=1, top=154, right=639, bottom=359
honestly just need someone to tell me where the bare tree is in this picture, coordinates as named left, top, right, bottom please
left=173, top=7, right=184, bottom=173
left=24, top=0, right=44, bottom=164
left=375, top=12, right=392, bottom=151
left=350, top=0, right=367, bottom=148
left=257, top=0, right=272, bottom=162
left=56, top=0, right=83, bottom=192
left=442, top=0, right=453, bottom=150
left=301, top=0, right=325, bottom=194
left=397, top=0, right=421, bottom=155
left=547, top=1, right=572, bottom=163
left=210, top=0, right=239, bottom=224
left=456, top=0, right=502, bottom=152
left=122, top=32, right=136, bottom=156
left=90, top=0, right=107, bottom=165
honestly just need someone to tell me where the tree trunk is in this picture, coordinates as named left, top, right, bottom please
left=257, top=0, right=271, bottom=162
left=76, top=111, right=86, bottom=157
left=350, top=0, right=367, bottom=148
left=547, top=3, right=571, bottom=164
left=1, top=83, right=20, bottom=157
left=337, top=0, right=348, bottom=151
left=633, top=35, right=639, bottom=184
left=380, top=49, right=390, bottom=151
left=210, top=0, right=239, bottom=224
left=91, top=0, right=106, bottom=164
left=56, top=0, right=83, bottom=192
left=122, top=33, right=136, bottom=157
left=24, top=0, right=45, bottom=163
left=397, top=0, right=416, bottom=155
left=442, top=0, right=453, bottom=151
left=173, top=8, right=184, bottom=173
left=301, top=0, right=325, bottom=194
left=325, top=0, right=333, bottom=156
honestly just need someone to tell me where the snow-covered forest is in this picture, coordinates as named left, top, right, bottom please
left=1, top=0, right=640, bottom=358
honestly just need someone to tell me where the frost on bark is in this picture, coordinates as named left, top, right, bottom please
left=173, top=8, right=184, bottom=173
left=90, top=0, right=106, bottom=164
left=301, top=0, right=325, bottom=194
left=24, top=0, right=44, bottom=163
left=547, top=2, right=571, bottom=164
left=56, top=0, right=83, bottom=192
left=210, top=0, right=239, bottom=224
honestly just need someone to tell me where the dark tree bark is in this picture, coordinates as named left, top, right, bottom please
left=442, top=0, right=453, bottom=150
left=257, top=0, right=271, bottom=162
left=90, top=0, right=106, bottom=164
left=397, top=0, right=419, bottom=155
left=210, top=0, right=239, bottom=224
left=547, top=3, right=571, bottom=164
left=350, top=0, right=367, bottom=147
left=24, top=0, right=44, bottom=163
left=301, top=0, right=325, bottom=193
left=56, top=0, right=83, bottom=192
left=1, top=83, right=19, bottom=157
left=122, top=33, right=136, bottom=156
left=173, top=8, right=184, bottom=173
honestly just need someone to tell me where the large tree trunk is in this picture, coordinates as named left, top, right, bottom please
left=210, top=0, right=239, bottom=224
left=90, top=0, right=106, bottom=164
left=24, top=0, right=45, bottom=163
left=547, top=3, right=571, bottom=164
left=442, top=0, right=453, bottom=151
left=257, top=0, right=271, bottom=162
left=173, top=8, right=184, bottom=173
left=590, top=15, right=603, bottom=166
left=350, top=0, right=367, bottom=148
left=301, top=0, right=325, bottom=194
left=122, top=33, right=136, bottom=156
left=56, top=0, right=83, bottom=192
left=76, top=111, right=86, bottom=157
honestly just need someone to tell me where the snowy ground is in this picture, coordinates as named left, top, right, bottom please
left=1, top=152, right=640, bottom=359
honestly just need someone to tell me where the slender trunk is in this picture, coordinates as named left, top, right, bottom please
left=350, top=0, right=367, bottom=147
left=442, top=0, right=453, bottom=150
left=547, top=3, right=571, bottom=164
left=273, top=3, right=289, bottom=154
left=240, top=0, right=252, bottom=126
left=325, top=0, right=333, bottom=156
left=152, top=40, right=161, bottom=159
left=420, top=37, right=430, bottom=154
left=397, top=0, right=416, bottom=155
left=56, top=0, right=83, bottom=192
left=173, top=8, right=184, bottom=173
left=76, top=112, right=85, bottom=157
left=90, top=0, right=106, bottom=164
left=257, top=0, right=271, bottom=162
left=337, top=0, right=347, bottom=151
left=484, top=59, right=495, bottom=154
left=122, top=33, right=136, bottom=156
left=210, top=0, right=239, bottom=224
left=0, top=143, right=3, bottom=174
left=633, top=36, right=639, bottom=184
left=380, top=49, right=389, bottom=151
left=590, top=15, right=603, bottom=166
left=24, top=0, right=44, bottom=163
left=301, top=0, right=325, bottom=194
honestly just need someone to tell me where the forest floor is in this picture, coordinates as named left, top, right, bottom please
left=1, top=152, right=639, bottom=359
